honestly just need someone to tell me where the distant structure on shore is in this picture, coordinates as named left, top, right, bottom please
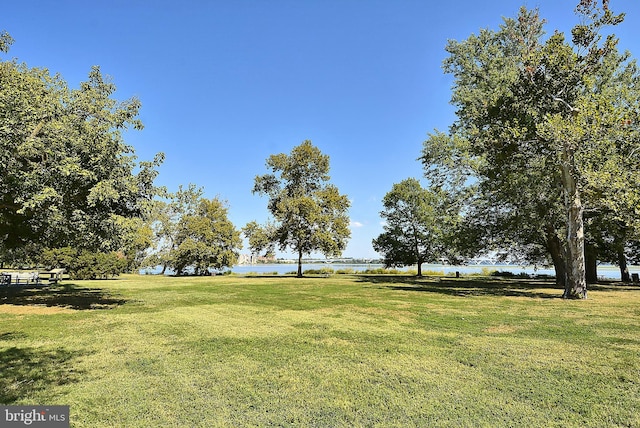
left=237, top=254, right=278, bottom=265
left=237, top=255, right=381, bottom=265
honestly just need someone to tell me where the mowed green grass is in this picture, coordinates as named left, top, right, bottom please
left=1, top=274, right=639, bottom=427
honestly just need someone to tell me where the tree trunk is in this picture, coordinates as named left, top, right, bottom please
left=545, top=225, right=566, bottom=288
left=618, top=247, right=630, bottom=282
left=585, top=244, right=598, bottom=284
left=297, top=249, right=303, bottom=278
left=561, top=157, right=587, bottom=299
left=417, top=261, right=423, bottom=277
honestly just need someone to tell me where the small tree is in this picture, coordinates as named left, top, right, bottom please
left=146, top=184, right=203, bottom=274
left=170, top=197, right=242, bottom=275
left=373, top=178, right=455, bottom=276
left=251, top=140, right=350, bottom=277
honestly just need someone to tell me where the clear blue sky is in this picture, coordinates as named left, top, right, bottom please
left=4, top=1, right=640, bottom=258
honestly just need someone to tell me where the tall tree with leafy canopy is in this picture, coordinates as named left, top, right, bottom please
left=373, top=178, right=458, bottom=277
left=251, top=140, right=350, bottom=277
left=0, top=34, right=163, bottom=262
left=422, top=2, right=640, bottom=298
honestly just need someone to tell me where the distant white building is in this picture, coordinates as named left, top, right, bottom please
left=237, top=254, right=252, bottom=265
left=237, top=254, right=277, bottom=265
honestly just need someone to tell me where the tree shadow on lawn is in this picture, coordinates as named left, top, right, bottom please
left=0, top=284, right=128, bottom=310
left=356, top=275, right=567, bottom=299
left=0, top=345, right=85, bottom=404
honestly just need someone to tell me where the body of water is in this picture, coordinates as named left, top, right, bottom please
left=141, top=263, right=637, bottom=280
left=230, top=263, right=635, bottom=280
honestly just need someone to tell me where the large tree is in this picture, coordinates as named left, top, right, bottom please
left=422, top=2, right=640, bottom=298
left=251, top=140, right=351, bottom=277
left=373, top=178, right=458, bottom=276
left=0, top=35, right=162, bottom=262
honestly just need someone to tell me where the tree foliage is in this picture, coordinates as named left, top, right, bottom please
left=145, top=184, right=203, bottom=274
left=421, top=2, right=640, bottom=298
left=0, top=34, right=163, bottom=264
left=41, top=247, right=128, bottom=279
left=251, top=140, right=350, bottom=277
left=144, top=186, right=241, bottom=275
left=242, top=220, right=276, bottom=260
left=373, top=178, right=459, bottom=276
left=170, top=197, right=242, bottom=275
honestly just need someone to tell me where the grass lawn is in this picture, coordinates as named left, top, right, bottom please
left=1, top=274, right=639, bottom=427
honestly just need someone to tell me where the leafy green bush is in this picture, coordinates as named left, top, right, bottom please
left=361, top=267, right=409, bottom=275
left=490, top=270, right=531, bottom=279
left=41, top=247, right=128, bottom=279
left=304, top=267, right=335, bottom=275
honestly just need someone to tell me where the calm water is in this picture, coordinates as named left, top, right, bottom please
left=230, top=263, right=634, bottom=280
left=141, top=263, right=636, bottom=280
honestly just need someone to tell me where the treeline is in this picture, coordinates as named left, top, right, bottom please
left=3, top=1, right=640, bottom=295
left=0, top=33, right=349, bottom=278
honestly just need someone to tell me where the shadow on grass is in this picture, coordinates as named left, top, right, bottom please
left=0, top=346, right=84, bottom=404
left=356, top=275, right=566, bottom=299
left=0, top=284, right=128, bottom=310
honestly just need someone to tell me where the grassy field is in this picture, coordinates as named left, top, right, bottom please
left=1, top=274, right=639, bottom=427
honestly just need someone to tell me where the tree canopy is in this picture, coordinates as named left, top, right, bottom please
left=251, top=140, right=351, bottom=277
left=0, top=34, right=163, bottom=265
left=170, top=197, right=242, bottom=275
left=373, top=178, right=459, bottom=276
left=421, top=2, right=640, bottom=298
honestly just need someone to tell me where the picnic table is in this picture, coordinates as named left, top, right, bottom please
left=39, top=268, right=66, bottom=284
left=0, top=271, right=41, bottom=286
left=0, top=268, right=66, bottom=286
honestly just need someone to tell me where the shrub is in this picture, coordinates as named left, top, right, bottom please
left=41, top=247, right=128, bottom=279
left=361, top=267, right=410, bottom=275
left=304, top=267, right=335, bottom=275
left=490, top=270, right=531, bottom=279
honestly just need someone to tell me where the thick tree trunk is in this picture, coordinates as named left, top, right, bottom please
left=297, top=249, right=303, bottom=278
left=585, top=244, right=598, bottom=284
left=561, top=158, right=587, bottom=299
left=546, top=225, right=566, bottom=288
left=618, top=247, right=630, bottom=282
left=417, top=261, right=423, bottom=277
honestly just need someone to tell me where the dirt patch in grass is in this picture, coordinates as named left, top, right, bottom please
left=0, top=304, right=75, bottom=315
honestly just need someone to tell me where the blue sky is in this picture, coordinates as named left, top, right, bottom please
left=4, top=1, right=640, bottom=258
